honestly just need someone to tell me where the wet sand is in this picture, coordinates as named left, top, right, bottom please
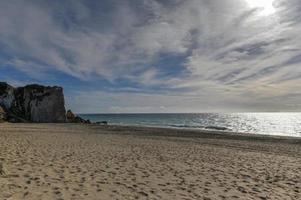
left=0, top=123, right=300, bottom=200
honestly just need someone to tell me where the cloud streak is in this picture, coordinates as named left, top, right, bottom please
left=1, top=0, right=301, bottom=112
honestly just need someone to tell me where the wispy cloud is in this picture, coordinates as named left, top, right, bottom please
left=1, top=0, right=301, bottom=112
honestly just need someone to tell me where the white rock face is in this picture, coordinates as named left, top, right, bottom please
left=0, top=82, right=66, bottom=123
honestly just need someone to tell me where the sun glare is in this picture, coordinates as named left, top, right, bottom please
left=245, top=0, right=276, bottom=16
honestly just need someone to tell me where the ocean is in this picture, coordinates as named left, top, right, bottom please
left=79, top=113, right=301, bottom=137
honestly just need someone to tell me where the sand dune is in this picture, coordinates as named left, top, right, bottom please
left=0, top=123, right=300, bottom=200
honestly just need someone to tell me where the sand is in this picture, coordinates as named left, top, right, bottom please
left=0, top=123, right=300, bottom=200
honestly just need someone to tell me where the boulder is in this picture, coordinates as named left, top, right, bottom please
left=0, top=82, right=66, bottom=123
left=96, top=121, right=108, bottom=125
left=66, top=110, right=76, bottom=120
left=66, top=110, right=90, bottom=124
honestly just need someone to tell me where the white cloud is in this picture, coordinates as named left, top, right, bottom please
left=1, top=0, right=301, bottom=111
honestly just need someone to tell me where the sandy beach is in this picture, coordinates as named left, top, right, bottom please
left=0, top=123, right=300, bottom=200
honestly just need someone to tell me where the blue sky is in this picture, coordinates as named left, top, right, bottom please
left=1, top=0, right=301, bottom=113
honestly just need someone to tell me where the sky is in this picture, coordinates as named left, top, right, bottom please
left=1, top=0, right=301, bottom=113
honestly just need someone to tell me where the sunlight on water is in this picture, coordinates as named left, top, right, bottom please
left=80, top=113, right=301, bottom=137
left=212, top=113, right=301, bottom=137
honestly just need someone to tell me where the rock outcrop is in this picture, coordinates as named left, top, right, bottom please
left=0, top=83, right=15, bottom=107
left=96, top=121, right=108, bottom=125
left=0, top=82, right=66, bottom=123
left=0, top=105, right=7, bottom=122
left=66, top=110, right=90, bottom=124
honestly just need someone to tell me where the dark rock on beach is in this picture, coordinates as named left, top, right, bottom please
left=0, top=82, right=66, bottom=123
left=66, top=109, right=76, bottom=121
left=96, top=121, right=108, bottom=125
left=66, top=110, right=91, bottom=124
left=205, top=126, right=228, bottom=131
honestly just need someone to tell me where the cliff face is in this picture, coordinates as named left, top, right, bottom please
left=0, top=105, right=6, bottom=122
left=0, top=82, right=15, bottom=109
left=0, top=82, right=66, bottom=123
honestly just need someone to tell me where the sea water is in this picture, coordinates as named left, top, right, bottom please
left=79, top=113, right=301, bottom=137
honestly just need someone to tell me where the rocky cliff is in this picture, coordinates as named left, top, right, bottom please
left=0, top=105, right=7, bottom=122
left=0, top=82, right=66, bottom=123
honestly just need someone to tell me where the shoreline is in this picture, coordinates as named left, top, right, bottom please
left=89, top=123, right=301, bottom=140
left=78, top=112, right=301, bottom=138
left=3, top=122, right=301, bottom=142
